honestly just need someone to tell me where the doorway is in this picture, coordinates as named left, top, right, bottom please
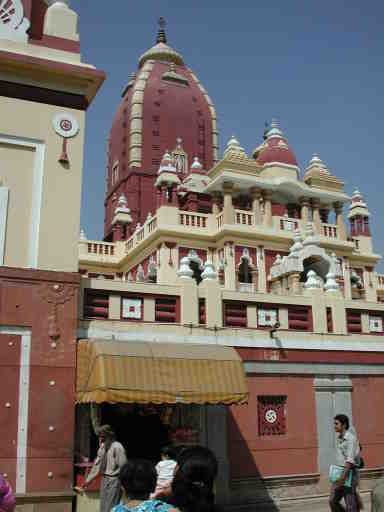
left=314, top=376, right=353, bottom=472
left=102, top=404, right=170, bottom=462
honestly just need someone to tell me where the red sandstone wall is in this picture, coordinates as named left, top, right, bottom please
left=0, top=267, right=80, bottom=494
left=351, top=377, right=384, bottom=469
left=228, top=375, right=318, bottom=478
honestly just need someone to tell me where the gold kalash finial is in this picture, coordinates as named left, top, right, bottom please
left=157, top=17, right=167, bottom=44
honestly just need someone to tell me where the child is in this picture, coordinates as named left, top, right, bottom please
left=0, top=473, right=16, bottom=512
left=113, top=459, right=177, bottom=512
left=150, top=446, right=177, bottom=500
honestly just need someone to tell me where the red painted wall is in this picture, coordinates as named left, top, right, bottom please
left=0, top=267, right=80, bottom=494
left=0, top=334, right=20, bottom=488
left=352, top=377, right=384, bottom=469
left=228, top=375, right=318, bottom=478
left=104, top=61, right=215, bottom=239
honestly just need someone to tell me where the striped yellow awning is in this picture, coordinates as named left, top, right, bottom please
left=76, top=339, right=248, bottom=405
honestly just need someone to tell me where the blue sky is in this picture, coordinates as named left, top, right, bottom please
left=75, top=1, right=384, bottom=268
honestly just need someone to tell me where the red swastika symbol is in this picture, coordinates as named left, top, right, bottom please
left=60, top=119, right=72, bottom=132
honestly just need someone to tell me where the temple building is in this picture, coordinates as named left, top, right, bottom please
left=1, top=4, right=384, bottom=512
left=77, top=20, right=384, bottom=511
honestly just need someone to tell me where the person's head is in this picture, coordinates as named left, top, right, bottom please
left=119, top=459, right=157, bottom=500
left=176, top=446, right=218, bottom=481
left=97, top=424, right=115, bottom=444
left=334, top=414, right=350, bottom=434
left=171, top=446, right=218, bottom=512
left=161, top=445, right=176, bottom=461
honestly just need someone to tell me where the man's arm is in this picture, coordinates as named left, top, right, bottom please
left=83, top=448, right=102, bottom=488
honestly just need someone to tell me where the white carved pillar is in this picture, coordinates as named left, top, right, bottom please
left=251, top=187, right=262, bottom=224
left=263, top=191, right=273, bottom=227
left=222, top=182, right=235, bottom=224
left=334, top=202, right=347, bottom=241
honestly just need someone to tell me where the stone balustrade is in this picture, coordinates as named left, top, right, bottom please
left=275, top=216, right=299, bottom=232
left=322, top=223, right=338, bottom=238
left=79, top=205, right=353, bottom=268
left=179, top=211, right=208, bottom=228
left=79, top=239, right=124, bottom=264
left=235, top=209, right=254, bottom=226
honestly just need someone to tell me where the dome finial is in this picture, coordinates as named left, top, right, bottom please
left=157, top=16, right=167, bottom=44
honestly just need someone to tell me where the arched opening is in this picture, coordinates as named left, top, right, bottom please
left=190, top=260, right=203, bottom=284
left=238, top=259, right=253, bottom=284
left=300, top=255, right=330, bottom=284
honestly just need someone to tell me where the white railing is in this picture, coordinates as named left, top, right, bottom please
left=179, top=211, right=208, bottom=228
left=322, top=223, right=338, bottom=239
left=125, top=215, right=158, bottom=254
left=217, top=213, right=223, bottom=228
left=278, top=217, right=299, bottom=232
left=377, top=274, right=384, bottom=290
left=87, top=241, right=115, bottom=256
left=79, top=239, right=122, bottom=264
left=235, top=209, right=254, bottom=226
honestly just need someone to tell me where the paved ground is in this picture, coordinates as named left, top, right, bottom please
left=279, top=492, right=371, bottom=512
left=228, top=491, right=372, bottom=512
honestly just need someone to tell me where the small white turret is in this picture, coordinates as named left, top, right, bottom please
left=304, top=270, right=321, bottom=289
left=325, top=271, right=339, bottom=293
left=223, top=135, right=247, bottom=159
left=177, top=257, right=193, bottom=279
left=201, top=260, right=217, bottom=281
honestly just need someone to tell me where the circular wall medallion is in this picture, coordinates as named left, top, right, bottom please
left=265, top=408, right=277, bottom=424
left=53, top=112, right=79, bottom=138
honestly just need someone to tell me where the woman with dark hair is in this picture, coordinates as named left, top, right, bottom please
left=168, top=446, right=218, bottom=512
left=112, top=459, right=178, bottom=512
left=81, top=425, right=127, bottom=512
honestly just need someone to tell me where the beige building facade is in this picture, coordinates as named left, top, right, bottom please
left=0, top=2, right=104, bottom=511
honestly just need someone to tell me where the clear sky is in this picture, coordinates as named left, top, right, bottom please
left=75, top=0, right=384, bottom=269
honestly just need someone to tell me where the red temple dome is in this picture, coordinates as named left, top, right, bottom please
left=256, top=120, right=298, bottom=168
left=105, top=18, right=219, bottom=241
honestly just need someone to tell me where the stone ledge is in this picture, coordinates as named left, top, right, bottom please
left=16, top=491, right=74, bottom=504
left=224, top=490, right=372, bottom=512
left=360, top=466, right=384, bottom=480
left=231, top=472, right=320, bottom=489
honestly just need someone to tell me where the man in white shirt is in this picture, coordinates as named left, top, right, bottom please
left=329, top=414, right=361, bottom=512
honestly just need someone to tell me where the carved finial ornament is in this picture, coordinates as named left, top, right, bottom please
left=157, top=16, right=167, bottom=44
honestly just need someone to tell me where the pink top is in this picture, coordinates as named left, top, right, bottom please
left=0, top=474, right=16, bottom=512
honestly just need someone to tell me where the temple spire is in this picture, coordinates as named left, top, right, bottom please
left=157, top=17, right=167, bottom=44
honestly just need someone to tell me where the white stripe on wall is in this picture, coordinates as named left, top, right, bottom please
left=0, top=186, right=9, bottom=264
left=0, top=326, right=31, bottom=494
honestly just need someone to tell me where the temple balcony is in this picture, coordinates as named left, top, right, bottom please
left=78, top=204, right=366, bottom=271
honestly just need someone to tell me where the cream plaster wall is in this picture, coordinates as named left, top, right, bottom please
left=1, top=142, right=34, bottom=267
left=143, top=298, right=155, bottom=322
left=0, top=95, right=85, bottom=272
left=260, top=164, right=299, bottom=180
left=109, top=295, right=121, bottom=320
left=0, top=37, right=83, bottom=66
left=180, top=278, right=199, bottom=325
